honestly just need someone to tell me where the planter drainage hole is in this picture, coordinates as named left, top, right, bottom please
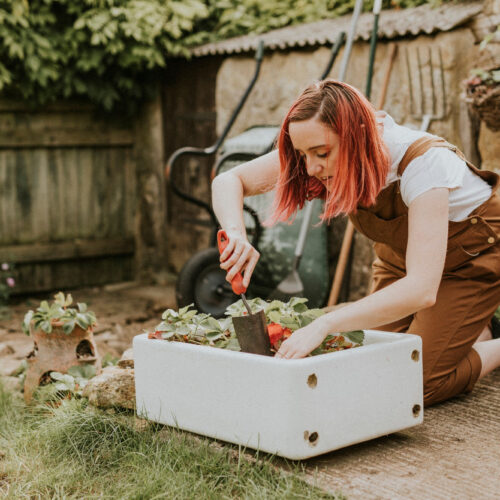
left=76, top=340, right=94, bottom=359
left=303, top=431, right=319, bottom=446
left=411, top=350, right=420, bottom=362
left=307, top=373, right=317, bottom=388
left=412, top=404, right=421, bottom=417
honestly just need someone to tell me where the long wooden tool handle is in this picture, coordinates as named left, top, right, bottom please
left=376, top=43, right=397, bottom=110
left=327, top=220, right=355, bottom=306
left=327, top=43, right=398, bottom=307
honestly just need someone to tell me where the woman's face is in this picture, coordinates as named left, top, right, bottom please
left=288, top=116, right=339, bottom=187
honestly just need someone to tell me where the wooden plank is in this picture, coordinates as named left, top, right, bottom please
left=0, top=129, right=134, bottom=148
left=0, top=100, right=94, bottom=112
left=0, top=147, right=136, bottom=245
left=0, top=238, right=135, bottom=263
left=13, top=255, right=134, bottom=294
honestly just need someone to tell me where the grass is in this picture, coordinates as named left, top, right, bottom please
left=0, top=383, right=343, bottom=499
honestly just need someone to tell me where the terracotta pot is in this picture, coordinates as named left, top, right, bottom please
left=24, top=321, right=101, bottom=404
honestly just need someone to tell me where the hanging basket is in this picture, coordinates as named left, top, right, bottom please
left=464, top=67, right=500, bottom=132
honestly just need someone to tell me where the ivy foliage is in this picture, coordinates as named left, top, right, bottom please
left=0, top=0, right=445, bottom=112
left=0, top=0, right=209, bottom=111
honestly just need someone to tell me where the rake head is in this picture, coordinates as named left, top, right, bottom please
left=405, top=46, right=448, bottom=131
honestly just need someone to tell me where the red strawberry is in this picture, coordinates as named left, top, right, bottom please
left=148, top=330, right=163, bottom=339
left=268, top=322, right=284, bottom=346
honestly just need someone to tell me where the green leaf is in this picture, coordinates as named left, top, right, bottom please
left=178, top=304, right=195, bottom=316
left=62, top=319, right=75, bottom=334
left=68, top=364, right=96, bottom=379
left=175, top=324, right=190, bottom=335
left=206, top=331, right=225, bottom=341
left=53, top=292, right=65, bottom=306
left=49, top=371, right=66, bottom=381
left=39, top=301, right=50, bottom=312
left=77, top=302, right=87, bottom=313
left=22, top=310, right=33, bottom=336
left=40, top=320, right=52, bottom=333
left=225, top=337, right=241, bottom=351
left=280, top=317, right=299, bottom=330
left=299, top=315, right=314, bottom=327
left=265, top=300, right=285, bottom=311
left=75, top=313, right=90, bottom=330
left=267, top=310, right=282, bottom=324
left=292, top=302, right=308, bottom=313
left=491, top=70, right=500, bottom=83
left=344, top=330, right=365, bottom=344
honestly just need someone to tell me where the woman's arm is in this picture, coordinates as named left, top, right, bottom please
left=276, top=187, right=450, bottom=358
left=211, top=150, right=280, bottom=287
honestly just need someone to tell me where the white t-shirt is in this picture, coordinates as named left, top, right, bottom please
left=381, top=114, right=492, bottom=221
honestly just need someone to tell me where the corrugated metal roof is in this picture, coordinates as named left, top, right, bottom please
left=192, top=1, right=484, bottom=57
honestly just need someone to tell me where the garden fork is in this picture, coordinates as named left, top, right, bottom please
left=406, top=46, right=448, bottom=132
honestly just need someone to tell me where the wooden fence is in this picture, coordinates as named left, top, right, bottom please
left=0, top=101, right=136, bottom=293
left=0, top=55, right=222, bottom=294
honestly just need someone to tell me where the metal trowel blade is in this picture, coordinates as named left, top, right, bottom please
left=232, top=309, right=272, bottom=356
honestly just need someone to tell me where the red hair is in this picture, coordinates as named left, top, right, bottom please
left=268, top=80, right=390, bottom=223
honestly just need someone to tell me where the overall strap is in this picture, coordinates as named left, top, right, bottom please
left=397, top=136, right=454, bottom=177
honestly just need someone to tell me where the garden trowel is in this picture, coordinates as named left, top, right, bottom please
left=217, top=230, right=272, bottom=356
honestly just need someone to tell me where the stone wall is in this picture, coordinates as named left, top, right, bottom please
left=215, top=26, right=500, bottom=302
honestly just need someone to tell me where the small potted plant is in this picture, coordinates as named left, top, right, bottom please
left=22, top=292, right=101, bottom=403
left=463, top=26, right=500, bottom=131
left=464, top=66, right=500, bottom=131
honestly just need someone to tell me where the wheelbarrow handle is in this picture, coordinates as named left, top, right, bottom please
left=165, top=41, right=265, bottom=214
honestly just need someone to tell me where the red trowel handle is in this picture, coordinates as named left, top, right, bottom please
left=217, top=230, right=247, bottom=295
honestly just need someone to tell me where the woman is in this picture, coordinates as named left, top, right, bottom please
left=212, top=79, right=500, bottom=407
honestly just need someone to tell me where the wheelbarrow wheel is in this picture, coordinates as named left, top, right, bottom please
left=176, top=247, right=237, bottom=318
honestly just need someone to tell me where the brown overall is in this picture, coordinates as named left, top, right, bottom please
left=349, top=136, right=500, bottom=407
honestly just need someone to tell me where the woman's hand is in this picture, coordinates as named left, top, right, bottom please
left=219, top=230, right=260, bottom=288
left=275, top=318, right=330, bottom=359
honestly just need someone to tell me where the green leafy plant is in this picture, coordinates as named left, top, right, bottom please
left=148, top=298, right=364, bottom=356
left=464, top=24, right=500, bottom=89
left=466, top=68, right=500, bottom=87
left=31, top=365, right=97, bottom=403
left=22, top=292, right=97, bottom=336
left=52, top=365, right=96, bottom=394
left=149, top=304, right=240, bottom=350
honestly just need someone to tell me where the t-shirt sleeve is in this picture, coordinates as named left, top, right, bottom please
left=400, top=147, right=466, bottom=206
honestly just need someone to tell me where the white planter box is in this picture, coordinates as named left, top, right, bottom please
left=134, top=331, right=423, bottom=460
